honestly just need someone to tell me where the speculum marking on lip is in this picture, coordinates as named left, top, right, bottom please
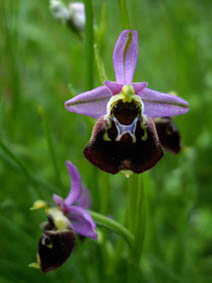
left=111, top=100, right=141, bottom=125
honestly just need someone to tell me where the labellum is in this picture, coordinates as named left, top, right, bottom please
left=84, top=93, right=163, bottom=174
left=154, top=117, right=182, bottom=154
left=38, top=214, right=76, bottom=272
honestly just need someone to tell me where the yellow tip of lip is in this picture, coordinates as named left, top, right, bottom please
left=28, top=263, right=41, bottom=270
left=30, top=200, right=47, bottom=210
left=168, top=91, right=177, bottom=96
left=120, top=170, right=133, bottom=178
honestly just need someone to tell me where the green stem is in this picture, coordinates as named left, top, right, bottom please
left=127, top=174, right=146, bottom=282
left=98, top=172, right=110, bottom=282
left=112, top=208, right=128, bottom=274
left=133, top=174, right=146, bottom=262
left=100, top=172, right=110, bottom=215
left=118, top=0, right=130, bottom=29
left=84, top=0, right=94, bottom=90
left=128, top=174, right=138, bottom=233
left=127, top=174, right=138, bottom=282
left=38, top=105, right=63, bottom=189
left=89, top=210, right=134, bottom=248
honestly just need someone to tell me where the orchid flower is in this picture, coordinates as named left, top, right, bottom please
left=65, top=30, right=189, bottom=174
left=31, top=161, right=97, bottom=272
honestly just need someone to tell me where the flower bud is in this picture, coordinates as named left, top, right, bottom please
left=68, top=2, right=85, bottom=31
left=50, top=0, right=70, bottom=23
left=49, top=1, right=85, bottom=32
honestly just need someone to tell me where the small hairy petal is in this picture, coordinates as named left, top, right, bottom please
left=53, top=194, right=64, bottom=206
left=64, top=161, right=83, bottom=207
left=68, top=206, right=97, bottom=240
left=138, top=88, right=189, bottom=118
left=65, top=86, right=112, bottom=118
left=104, top=81, right=148, bottom=95
left=113, top=30, right=138, bottom=84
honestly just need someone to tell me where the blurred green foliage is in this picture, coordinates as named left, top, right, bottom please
left=0, top=0, right=212, bottom=282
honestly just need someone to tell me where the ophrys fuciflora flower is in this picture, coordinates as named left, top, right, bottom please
left=30, top=161, right=97, bottom=272
left=65, top=30, right=189, bottom=174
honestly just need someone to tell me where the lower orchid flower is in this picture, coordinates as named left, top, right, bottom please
left=30, top=161, right=97, bottom=272
left=65, top=30, right=189, bottom=174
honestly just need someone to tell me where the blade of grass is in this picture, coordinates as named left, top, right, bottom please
left=38, top=105, right=63, bottom=189
left=94, top=43, right=107, bottom=84
left=118, top=0, right=130, bottom=29
left=0, top=137, right=56, bottom=193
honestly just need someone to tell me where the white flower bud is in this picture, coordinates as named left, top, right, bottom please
left=49, top=1, right=85, bottom=32
left=49, top=0, right=70, bottom=23
left=68, top=2, right=85, bottom=31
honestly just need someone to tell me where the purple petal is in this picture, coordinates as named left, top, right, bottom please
left=77, top=188, right=92, bottom=209
left=65, top=86, right=112, bottom=118
left=53, top=194, right=69, bottom=213
left=138, top=88, right=189, bottom=118
left=68, top=206, right=97, bottom=240
left=113, top=30, right=138, bottom=84
left=104, top=81, right=148, bottom=95
left=64, top=161, right=83, bottom=207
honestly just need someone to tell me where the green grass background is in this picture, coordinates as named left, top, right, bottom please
left=1, top=0, right=212, bottom=282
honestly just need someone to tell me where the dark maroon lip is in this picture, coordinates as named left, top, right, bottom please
left=84, top=115, right=163, bottom=174
left=38, top=216, right=76, bottom=272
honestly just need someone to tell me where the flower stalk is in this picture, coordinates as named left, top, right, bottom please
left=128, top=174, right=139, bottom=233
left=89, top=210, right=134, bottom=248
left=133, top=174, right=146, bottom=262
left=127, top=174, right=146, bottom=282
left=99, top=172, right=110, bottom=282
